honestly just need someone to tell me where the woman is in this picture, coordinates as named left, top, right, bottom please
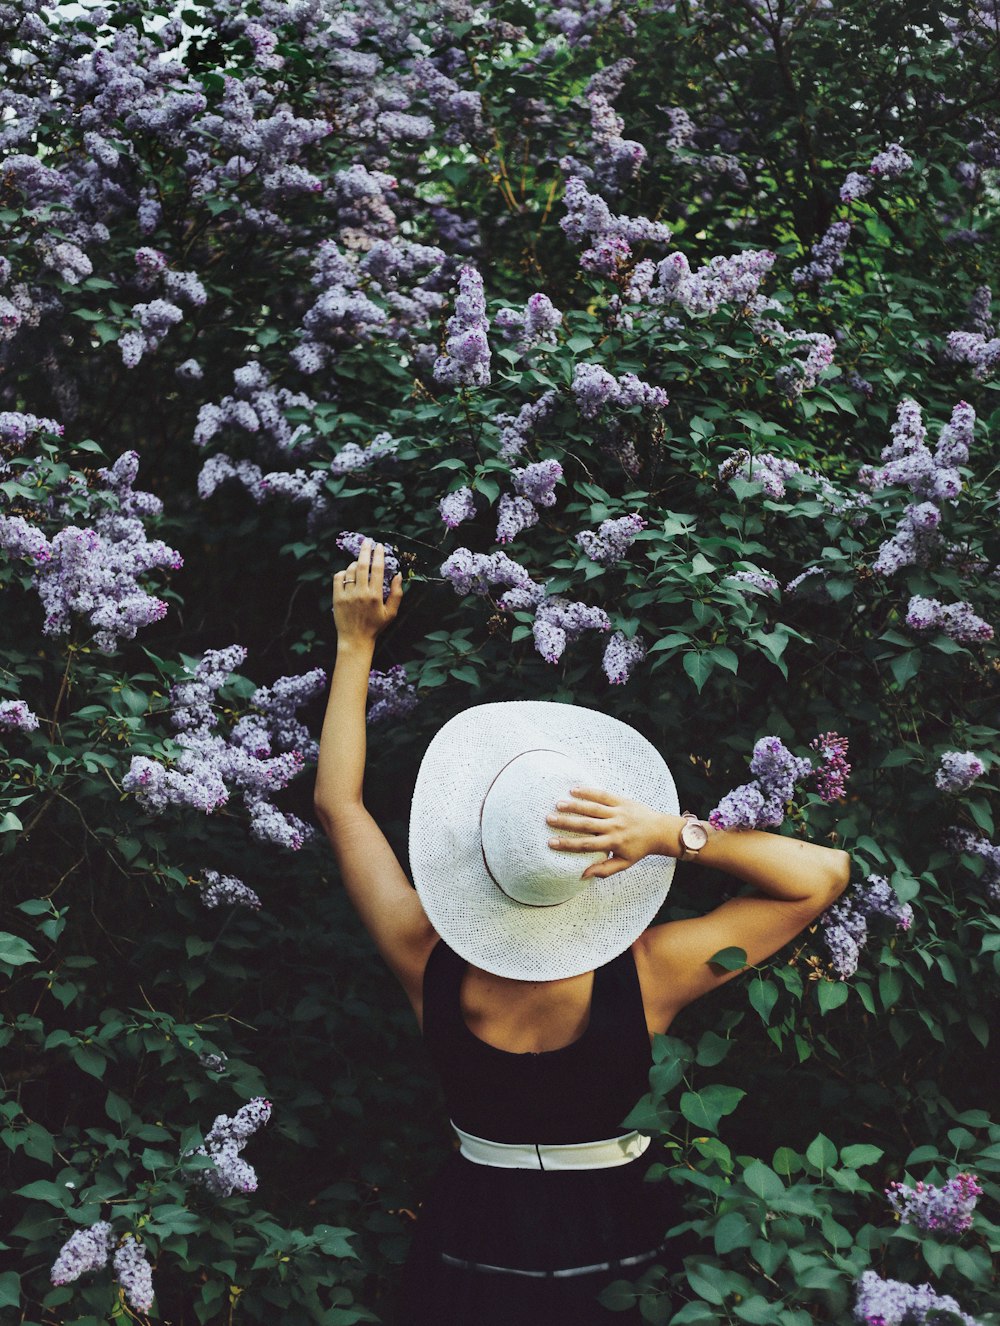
left=313, top=539, right=851, bottom=1325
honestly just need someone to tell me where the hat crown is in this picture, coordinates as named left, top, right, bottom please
left=480, top=750, right=607, bottom=907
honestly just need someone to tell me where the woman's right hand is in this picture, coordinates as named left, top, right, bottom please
left=332, top=539, right=403, bottom=646
left=546, top=788, right=683, bottom=879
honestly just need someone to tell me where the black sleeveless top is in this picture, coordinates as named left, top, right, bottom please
left=421, top=939, right=653, bottom=1145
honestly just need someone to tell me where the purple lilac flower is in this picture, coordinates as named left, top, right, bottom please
left=870, top=143, right=914, bottom=179
left=853, top=1269, right=980, bottom=1326
left=809, top=732, right=851, bottom=801
left=602, top=631, right=647, bottom=684
left=719, top=449, right=802, bottom=499
left=862, top=397, right=966, bottom=505
left=532, top=596, right=611, bottom=664
left=368, top=665, right=418, bottom=723
left=935, top=401, right=975, bottom=468
left=946, top=330, right=1000, bottom=379
left=170, top=646, right=248, bottom=730
left=112, top=1236, right=154, bottom=1313
left=560, top=175, right=672, bottom=274
left=496, top=493, right=539, bottom=544
left=710, top=736, right=814, bottom=831
left=496, top=391, right=557, bottom=462
left=329, top=431, right=398, bottom=475
left=905, top=595, right=993, bottom=642
left=724, top=569, right=779, bottom=595
left=821, top=874, right=913, bottom=979
left=792, top=221, right=852, bottom=287
left=494, top=293, right=563, bottom=348
left=201, top=870, right=262, bottom=910
left=962, top=285, right=994, bottom=337
left=886, top=1173, right=983, bottom=1235
left=512, top=459, right=562, bottom=507
left=336, top=532, right=401, bottom=600
left=51, top=1222, right=115, bottom=1286
left=946, top=829, right=1000, bottom=902
left=0, top=699, right=40, bottom=732
left=433, top=265, right=491, bottom=388
left=709, top=783, right=767, bottom=832
left=245, top=668, right=326, bottom=759
left=935, top=751, right=985, bottom=794
left=575, top=513, right=646, bottom=567
left=439, top=487, right=477, bottom=529
left=774, top=332, right=835, bottom=396
left=193, top=360, right=315, bottom=455
left=188, top=1098, right=272, bottom=1199
left=646, top=248, right=776, bottom=314
left=0, top=411, right=64, bottom=476
left=440, top=548, right=534, bottom=598
left=873, top=502, right=943, bottom=576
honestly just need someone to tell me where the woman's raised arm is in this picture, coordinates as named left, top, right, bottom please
left=313, top=540, right=437, bottom=1003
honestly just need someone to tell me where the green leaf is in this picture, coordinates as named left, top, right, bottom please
left=0, top=813, right=24, bottom=835
left=13, top=1179, right=69, bottom=1206
left=817, top=981, right=849, bottom=1014
left=772, top=1147, right=802, bottom=1177
left=695, top=1031, right=732, bottom=1067
left=680, top=1085, right=745, bottom=1133
left=597, top=1280, right=637, bottom=1311
left=683, top=652, right=714, bottom=693
left=0, top=1271, right=19, bottom=1310
left=839, top=1143, right=884, bottom=1169
left=0, top=932, right=36, bottom=966
left=879, top=969, right=903, bottom=1009
left=713, top=1212, right=752, bottom=1254
left=686, top=1263, right=726, bottom=1305
left=709, top=947, right=747, bottom=972
left=748, top=979, right=778, bottom=1023
left=743, top=1159, right=784, bottom=1201
left=805, top=1133, right=838, bottom=1174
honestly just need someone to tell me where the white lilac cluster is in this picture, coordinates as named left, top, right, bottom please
left=709, top=736, right=814, bottom=831
left=718, top=449, right=802, bottom=499
left=367, top=665, right=418, bottom=723
left=723, top=568, right=780, bottom=596
left=329, top=431, right=398, bottom=476
left=947, top=829, right=1000, bottom=903
left=886, top=1172, right=983, bottom=1235
left=0, top=450, right=182, bottom=653
left=496, top=460, right=563, bottom=544
left=821, top=875, right=913, bottom=980
left=496, top=391, right=558, bottom=462
left=571, top=364, right=668, bottom=419
left=439, top=487, right=477, bottom=529
left=201, top=869, right=262, bottom=910
left=336, top=531, right=401, bottom=601
left=494, top=293, right=563, bottom=350
left=629, top=248, right=776, bottom=316
left=575, top=513, right=647, bottom=567
left=186, top=1097, right=272, bottom=1198
left=602, top=630, right=647, bottom=684
left=433, top=265, right=491, bottom=387
left=122, top=647, right=316, bottom=850
left=112, top=1236, right=155, bottom=1313
left=935, top=751, right=985, bottom=794
left=905, top=595, right=993, bottom=643
left=560, top=176, right=672, bottom=276
left=0, top=699, right=40, bottom=732
left=853, top=1269, right=980, bottom=1326
left=194, top=360, right=316, bottom=455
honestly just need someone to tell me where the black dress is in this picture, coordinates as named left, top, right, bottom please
left=396, top=939, right=680, bottom=1325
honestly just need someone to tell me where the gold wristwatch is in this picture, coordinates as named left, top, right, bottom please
left=678, top=811, right=709, bottom=862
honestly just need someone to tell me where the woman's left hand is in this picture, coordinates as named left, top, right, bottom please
left=546, top=788, right=678, bottom=879
left=333, top=539, right=403, bottom=645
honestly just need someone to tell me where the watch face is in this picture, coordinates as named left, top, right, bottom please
left=683, top=821, right=708, bottom=850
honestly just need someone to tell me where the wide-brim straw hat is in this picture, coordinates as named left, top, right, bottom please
left=409, top=701, right=678, bottom=980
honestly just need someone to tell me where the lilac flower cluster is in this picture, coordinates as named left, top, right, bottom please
left=187, top=1097, right=272, bottom=1199
left=709, top=736, right=814, bottom=831
left=194, top=360, right=315, bottom=455
left=0, top=410, right=64, bottom=477
left=0, top=450, right=182, bottom=653
left=576, top=513, right=646, bottom=566
left=440, top=549, right=535, bottom=598
left=495, top=460, right=564, bottom=545
left=368, top=665, right=418, bottom=723
left=531, top=596, right=611, bottom=664
left=886, top=1172, right=983, bottom=1235
left=822, top=875, right=913, bottom=980
left=905, top=595, right=993, bottom=642
left=935, top=751, right=985, bottom=794
left=201, top=869, right=262, bottom=910
left=561, top=176, right=672, bottom=275
left=411, top=57, right=485, bottom=147
left=496, top=392, right=557, bottom=462
left=723, top=569, right=780, bottom=595
left=946, top=329, right=1000, bottom=379
left=853, top=1270, right=980, bottom=1326
left=336, top=531, right=401, bottom=601
left=946, top=829, right=1000, bottom=903
left=841, top=143, right=914, bottom=202
left=558, top=68, right=648, bottom=197
left=602, top=630, right=647, bottom=684
left=329, top=432, right=398, bottom=476
left=809, top=732, right=851, bottom=802
left=0, top=699, right=40, bottom=732
left=197, top=454, right=330, bottom=533
left=496, top=494, right=540, bottom=544
left=773, top=332, right=835, bottom=396
left=433, top=265, right=491, bottom=388
left=112, top=1236, right=155, bottom=1313
left=572, top=364, right=668, bottom=419
left=719, top=449, right=802, bottom=499
left=494, top=293, right=563, bottom=350
left=439, top=487, right=477, bottom=529
left=51, top=1221, right=116, bottom=1287
left=637, top=248, right=776, bottom=316
left=123, top=647, right=316, bottom=850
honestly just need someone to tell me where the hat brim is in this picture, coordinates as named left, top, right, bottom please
left=409, top=701, right=678, bottom=980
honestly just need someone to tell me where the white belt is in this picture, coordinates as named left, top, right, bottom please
left=452, top=1122, right=650, bottom=1170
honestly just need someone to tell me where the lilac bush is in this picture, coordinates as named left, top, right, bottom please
left=885, top=1172, right=983, bottom=1236
left=853, top=1270, right=981, bottom=1326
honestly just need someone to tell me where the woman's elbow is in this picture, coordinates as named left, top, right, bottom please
left=822, top=849, right=852, bottom=906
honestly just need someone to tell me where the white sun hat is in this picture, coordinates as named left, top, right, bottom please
left=409, top=700, right=678, bottom=981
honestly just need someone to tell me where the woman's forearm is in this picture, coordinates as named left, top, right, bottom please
left=313, top=638, right=375, bottom=818
left=660, top=815, right=850, bottom=907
